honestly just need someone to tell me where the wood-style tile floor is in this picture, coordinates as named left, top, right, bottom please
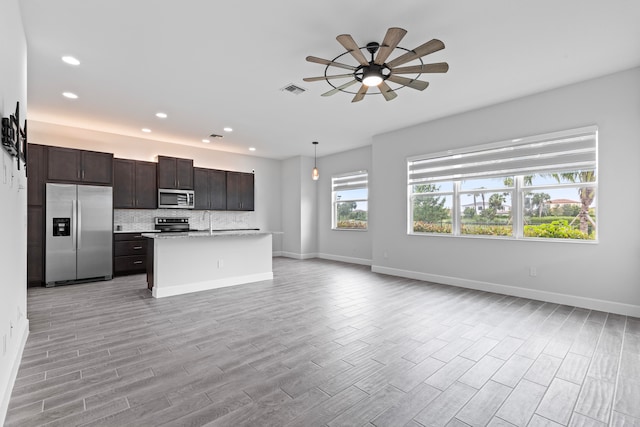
left=6, top=258, right=640, bottom=426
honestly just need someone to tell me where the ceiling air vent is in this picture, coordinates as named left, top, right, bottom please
left=281, top=84, right=306, bottom=95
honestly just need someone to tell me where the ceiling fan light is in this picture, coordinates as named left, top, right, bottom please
left=362, top=73, right=383, bottom=87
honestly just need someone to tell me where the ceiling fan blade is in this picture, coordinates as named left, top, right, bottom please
left=352, top=84, right=369, bottom=102
left=386, top=39, right=445, bottom=68
left=336, top=34, right=369, bottom=66
left=374, top=27, right=407, bottom=65
left=306, top=56, right=356, bottom=71
left=386, top=75, right=429, bottom=91
left=378, top=81, right=398, bottom=101
left=303, top=73, right=354, bottom=82
left=391, top=62, right=449, bottom=75
left=321, top=79, right=359, bottom=97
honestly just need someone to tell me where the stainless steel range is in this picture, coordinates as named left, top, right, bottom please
left=154, top=217, right=196, bottom=233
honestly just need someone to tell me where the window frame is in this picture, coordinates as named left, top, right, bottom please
left=332, top=170, right=369, bottom=231
left=407, top=126, right=598, bottom=243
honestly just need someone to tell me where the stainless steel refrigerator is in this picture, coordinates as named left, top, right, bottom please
left=45, top=183, right=113, bottom=286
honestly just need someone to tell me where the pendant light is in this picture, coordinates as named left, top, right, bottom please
left=312, top=141, right=319, bottom=180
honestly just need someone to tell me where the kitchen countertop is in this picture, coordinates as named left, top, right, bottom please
left=141, top=229, right=277, bottom=239
left=114, top=230, right=159, bottom=234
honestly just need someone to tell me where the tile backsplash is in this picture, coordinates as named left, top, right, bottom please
left=114, top=209, right=255, bottom=232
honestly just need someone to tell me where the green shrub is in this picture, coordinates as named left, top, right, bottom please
left=336, top=220, right=367, bottom=229
left=524, top=220, right=594, bottom=239
left=413, top=221, right=452, bottom=233
left=461, top=224, right=512, bottom=236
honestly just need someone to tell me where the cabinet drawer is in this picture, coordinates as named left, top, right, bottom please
left=115, top=240, right=147, bottom=256
left=114, top=233, right=147, bottom=241
left=114, top=255, right=146, bottom=273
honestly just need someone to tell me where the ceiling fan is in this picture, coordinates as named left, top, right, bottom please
left=304, top=27, right=449, bottom=102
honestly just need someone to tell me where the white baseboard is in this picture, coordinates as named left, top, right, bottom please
left=280, top=252, right=318, bottom=260
left=317, top=253, right=372, bottom=266
left=1, top=319, right=29, bottom=426
left=372, top=265, right=640, bottom=318
left=153, top=272, right=274, bottom=298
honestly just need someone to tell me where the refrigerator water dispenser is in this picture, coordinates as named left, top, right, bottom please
left=52, top=218, right=71, bottom=236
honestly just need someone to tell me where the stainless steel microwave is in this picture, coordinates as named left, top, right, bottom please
left=157, top=188, right=195, bottom=209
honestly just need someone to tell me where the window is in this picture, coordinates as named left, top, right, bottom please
left=408, top=126, right=597, bottom=241
left=332, top=170, right=368, bottom=230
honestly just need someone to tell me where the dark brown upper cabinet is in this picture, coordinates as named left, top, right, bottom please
left=157, top=156, right=193, bottom=190
left=226, top=171, right=254, bottom=211
left=113, top=159, right=157, bottom=209
left=27, top=143, right=45, bottom=206
left=194, top=167, right=227, bottom=210
left=47, top=146, right=113, bottom=184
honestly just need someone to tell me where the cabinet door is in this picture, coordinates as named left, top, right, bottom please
left=47, top=146, right=81, bottom=181
left=27, top=143, right=45, bottom=206
left=81, top=151, right=113, bottom=184
left=27, top=206, right=43, bottom=285
left=193, top=168, right=210, bottom=210
left=157, top=156, right=176, bottom=189
left=113, top=159, right=135, bottom=208
left=135, top=161, right=157, bottom=208
left=209, top=169, right=227, bottom=210
left=226, top=172, right=241, bottom=210
left=176, top=158, right=194, bottom=189
left=238, top=172, right=254, bottom=211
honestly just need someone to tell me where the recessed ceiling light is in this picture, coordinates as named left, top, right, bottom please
left=249, top=147, right=256, bottom=151
left=62, top=56, right=80, bottom=66
left=155, top=112, right=167, bottom=119
left=141, top=128, right=151, bottom=133
left=202, top=139, right=210, bottom=143
left=223, top=127, right=233, bottom=132
left=62, top=92, right=78, bottom=99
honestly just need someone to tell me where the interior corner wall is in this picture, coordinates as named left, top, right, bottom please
left=0, top=0, right=29, bottom=423
left=300, top=155, right=318, bottom=257
left=371, top=66, right=640, bottom=317
left=280, top=156, right=317, bottom=259
left=317, top=145, right=372, bottom=265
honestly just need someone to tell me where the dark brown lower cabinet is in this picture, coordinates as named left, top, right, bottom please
left=113, top=233, right=148, bottom=275
left=146, top=239, right=154, bottom=290
left=27, top=206, right=44, bottom=286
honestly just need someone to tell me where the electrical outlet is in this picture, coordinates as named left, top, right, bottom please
left=383, top=251, right=388, bottom=259
left=529, top=267, right=537, bottom=277
left=218, top=259, right=223, bottom=268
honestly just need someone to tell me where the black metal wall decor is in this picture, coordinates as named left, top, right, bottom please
left=1, top=101, right=27, bottom=171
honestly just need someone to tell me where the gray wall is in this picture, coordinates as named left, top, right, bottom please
left=316, top=145, right=372, bottom=265
left=370, top=67, right=640, bottom=316
left=280, top=155, right=318, bottom=259
left=0, top=0, right=29, bottom=422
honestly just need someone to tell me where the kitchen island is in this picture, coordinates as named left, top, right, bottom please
left=142, top=230, right=273, bottom=298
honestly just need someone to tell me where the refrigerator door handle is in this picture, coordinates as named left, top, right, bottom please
left=77, top=199, right=82, bottom=250
left=71, top=200, right=77, bottom=251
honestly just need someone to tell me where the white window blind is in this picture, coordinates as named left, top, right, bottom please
left=332, top=171, right=368, bottom=192
left=408, top=127, right=597, bottom=185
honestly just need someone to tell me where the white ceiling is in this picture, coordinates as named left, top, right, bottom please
left=19, top=0, right=640, bottom=160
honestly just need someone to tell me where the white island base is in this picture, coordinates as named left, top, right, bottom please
left=144, top=231, right=273, bottom=298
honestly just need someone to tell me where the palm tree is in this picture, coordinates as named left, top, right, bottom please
left=551, top=171, right=596, bottom=234
left=531, top=192, right=551, bottom=217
